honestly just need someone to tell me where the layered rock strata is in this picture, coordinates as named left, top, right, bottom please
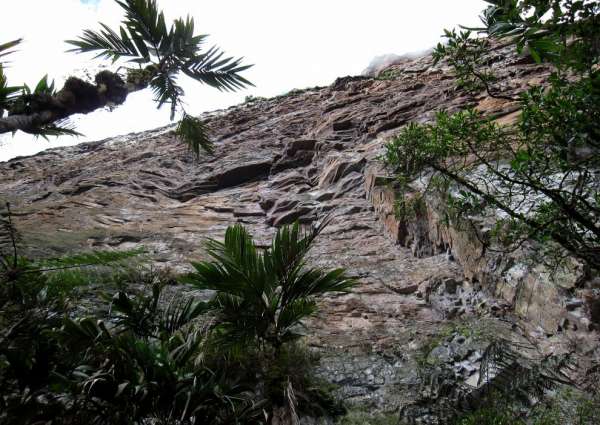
left=1, top=42, right=597, bottom=415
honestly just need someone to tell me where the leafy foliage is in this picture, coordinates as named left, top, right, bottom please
left=64, top=0, right=252, bottom=156
left=183, top=221, right=355, bottom=422
left=176, top=112, right=214, bottom=156
left=433, top=29, right=510, bottom=99
left=0, top=40, right=83, bottom=138
left=60, top=288, right=262, bottom=425
left=385, top=1, right=600, bottom=270
left=1, top=0, right=252, bottom=155
left=454, top=387, right=600, bottom=425
left=0, top=39, right=23, bottom=119
left=1, top=212, right=354, bottom=424
left=187, top=221, right=356, bottom=353
left=470, top=0, right=600, bottom=70
left=411, top=324, right=576, bottom=424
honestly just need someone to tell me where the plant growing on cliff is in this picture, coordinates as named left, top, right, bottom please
left=187, top=221, right=356, bottom=353
left=1, top=212, right=355, bottom=424
left=59, top=285, right=263, bottom=425
left=0, top=208, right=261, bottom=424
left=384, top=0, right=600, bottom=270
left=186, top=221, right=356, bottom=422
left=0, top=0, right=253, bottom=155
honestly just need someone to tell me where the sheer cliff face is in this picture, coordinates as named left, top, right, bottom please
left=2, top=44, right=591, bottom=409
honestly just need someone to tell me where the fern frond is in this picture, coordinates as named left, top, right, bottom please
left=33, top=248, right=145, bottom=272
left=478, top=338, right=574, bottom=400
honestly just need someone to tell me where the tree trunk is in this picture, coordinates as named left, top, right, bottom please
left=0, top=70, right=149, bottom=135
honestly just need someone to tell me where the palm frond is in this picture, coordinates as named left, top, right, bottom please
left=187, top=222, right=356, bottom=350
left=66, top=23, right=143, bottom=62
left=176, top=113, right=214, bottom=157
left=29, top=74, right=56, bottom=96
left=0, top=40, right=24, bottom=117
left=64, top=0, right=252, bottom=131
left=116, top=0, right=166, bottom=48
left=277, top=298, right=317, bottom=337
left=0, top=72, right=22, bottom=109
left=110, top=288, right=159, bottom=337
left=160, top=295, right=209, bottom=336
left=149, top=71, right=183, bottom=119
left=192, top=224, right=265, bottom=295
left=182, top=46, right=254, bottom=91
left=0, top=39, right=22, bottom=64
left=162, top=16, right=207, bottom=61
left=28, top=119, right=83, bottom=140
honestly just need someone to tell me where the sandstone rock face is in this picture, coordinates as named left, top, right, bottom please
left=1, top=43, right=598, bottom=415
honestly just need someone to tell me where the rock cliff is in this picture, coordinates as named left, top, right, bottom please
left=1, top=42, right=598, bottom=418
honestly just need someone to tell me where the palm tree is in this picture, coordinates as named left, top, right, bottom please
left=0, top=0, right=253, bottom=155
left=187, top=221, right=356, bottom=353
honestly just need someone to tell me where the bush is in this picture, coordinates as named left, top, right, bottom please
left=1, top=218, right=354, bottom=424
left=384, top=1, right=600, bottom=271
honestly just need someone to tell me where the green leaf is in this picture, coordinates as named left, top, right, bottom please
left=26, top=119, right=83, bottom=140
left=182, top=46, right=254, bottom=92
left=187, top=221, right=356, bottom=350
left=33, top=248, right=144, bottom=271
left=175, top=113, right=214, bottom=157
left=0, top=39, right=22, bottom=65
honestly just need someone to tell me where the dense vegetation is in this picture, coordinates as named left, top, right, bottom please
left=383, top=0, right=600, bottom=422
left=0, top=0, right=253, bottom=155
left=384, top=0, right=600, bottom=271
left=0, top=209, right=354, bottom=424
left=2, top=0, right=600, bottom=423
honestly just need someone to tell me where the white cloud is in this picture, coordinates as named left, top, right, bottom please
left=0, top=0, right=486, bottom=161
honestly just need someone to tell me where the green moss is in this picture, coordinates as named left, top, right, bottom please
left=376, top=69, right=402, bottom=81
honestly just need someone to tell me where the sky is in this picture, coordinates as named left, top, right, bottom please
left=0, top=0, right=486, bottom=162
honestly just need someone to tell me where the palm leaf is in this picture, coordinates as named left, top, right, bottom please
left=149, top=72, right=183, bottom=119
left=176, top=113, right=215, bottom=157
left=0, top=38, right=22, bottom=64
left=28, top=119, right=83, bottom=140
left=187, top=221, right=356, bottom=349
left=65, top=0, right=252, bottom=128
left=115, top=0, right=165, bottom=47
left=66, top=23, right=142, bottom=62
left=0, top=39, right=24, bottom=117
left=160, top=296, right=209, bottom=335
left=182, top=46, right=254, bottom=91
